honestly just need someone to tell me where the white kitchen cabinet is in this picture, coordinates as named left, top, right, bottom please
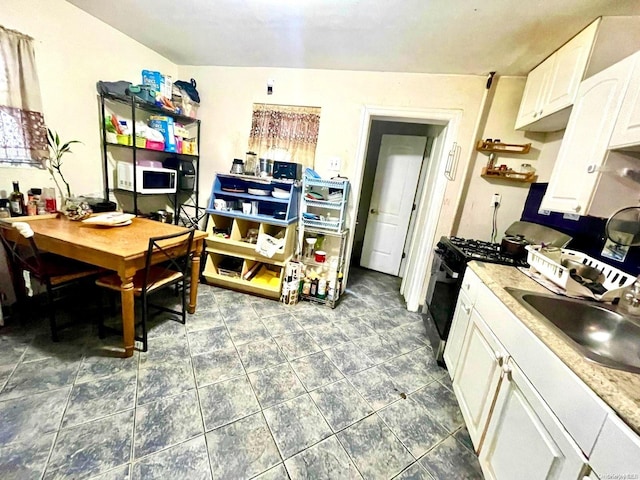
left=479, top=358, right=588, bottom=480
left=452, top=308, right=507, bottom=451
left=589, top=413, right=640, bottom=479
left=443, top=268, right=483, bottom=379
left=443, top=289, right=472, bottom=379
left=610, top=55, right=640, bottom=149
left=540, top=52, right=637, bottom=215
left=515, top=20, right=599, bottom=132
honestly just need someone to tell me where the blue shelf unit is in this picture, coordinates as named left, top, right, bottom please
left=207, top=174, right=301, bottom=226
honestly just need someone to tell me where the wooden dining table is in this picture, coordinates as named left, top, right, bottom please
left=1, top=215, right=207, bottom=357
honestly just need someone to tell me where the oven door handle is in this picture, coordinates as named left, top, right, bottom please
left=440, top=261, right=459, bottom=279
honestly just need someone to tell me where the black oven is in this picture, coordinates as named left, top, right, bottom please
left=422, top=241, right=465, bottom=363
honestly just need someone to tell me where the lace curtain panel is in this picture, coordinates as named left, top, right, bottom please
left=0, top=26, right=47, bottom=167
left=248, top=104, right=321, bottom=168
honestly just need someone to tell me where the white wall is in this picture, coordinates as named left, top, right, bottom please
left=455, top=76, right=562, bottom=240
left=0, top=0, right=177, bottom=200
left=179, top=65, right=489, bottom=245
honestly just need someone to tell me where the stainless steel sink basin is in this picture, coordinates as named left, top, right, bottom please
left=506, top=288, right=640, bottom=374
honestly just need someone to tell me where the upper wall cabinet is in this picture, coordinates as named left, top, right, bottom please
left=516, top=16, right=640, bottom=132
left=540, top=52, right=638, bottom=215
left=609, top=57, right=640, bottom=149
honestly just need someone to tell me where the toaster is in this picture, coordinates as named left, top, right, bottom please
left=272, top=161, right=302, bottom=180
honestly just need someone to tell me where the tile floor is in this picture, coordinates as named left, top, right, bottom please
left=0, top=267, right=484, bottom=479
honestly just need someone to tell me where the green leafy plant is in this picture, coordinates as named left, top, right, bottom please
left=46, top=128, right=82, bottom=199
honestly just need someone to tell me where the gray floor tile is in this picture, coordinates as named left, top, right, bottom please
left=333, top=296, right=373, bottom=319
left=0, top=334, right=30, bottom=367
left=377, top=398, right=449, bottom=458
left=325, top=342, right=376, bottom=375
left=192, top=346, right=244, bottom=387
left=0, top=432, right=55, bottom=480
left=186, top=305, right=225, bottom=332
left=338, top=415, right=413, bottom=480
left=334, top=317, right=377, bottom=341
left=0, top=357, right=80, bottom=400
left=237, top=338, right=287, bottom=373
left=90, top=464, right=132, bottom=480
left=226, top=317, right=271, bottom=346
left=251, top=298, right=290, bottom=318
left=62, top=370, right=137, bottom=428
left=219, top=302, right=258, bottom=322
left=76, top=353, right=138, bottom=384
left=262, top=313, right=304, bottom=337
left=145, top=314, right=186, bottom=340
left=353, top=334, right=399, bottom=365
left=138, top=334, right=190, bottom=366
left=310, top=379, right=373, bottom=433
left=0, top=364, right=15, bottom=390
left=363, top=311, right=401, bottom=334
left=134, top=390, right=203, bottom=459
left=0, top=387, right=70, bottom=444
left=307, top=323, right=350, bottom=349
left=263, top=394, right=332, bottom=459
left=292, top=310, right=331, bottom=329
left=381, top=349, right=436, bottom=395
left=274, top=331, right=322, bottom=360
left=254, top=463, right=289, bottom=479
left=411, top=381, right=464, bottom=433
left=249, top=363, right=306, bottom=408
left=45, top=410, right=134, bottom=480
left=394, top=462, right=434, bottom=480
left=383, top=327, right=428, bottom=355
left=454, top=426, right=474, bottom=453
left=132, top=435, right=211, bottom=480
left=285, top=435, right=362, bottom=479
left=137, top=358, right=196, bottom=406
left=187, top=325, right=233, bottom=355
left=419, top=436, right=483, bottom=480
left=199, top=376, right=260, bottom=431
left=290, top=351, right=344, bottom=391
left=206, top=412, right=281, bottom=480
left=349, top=365, right=404, bottom=410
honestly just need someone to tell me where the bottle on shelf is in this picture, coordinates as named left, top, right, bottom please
left=9, top=181, right=25, bottom=216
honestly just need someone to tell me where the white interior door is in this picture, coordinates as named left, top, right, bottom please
left=360, top=134, right=426, bottom=275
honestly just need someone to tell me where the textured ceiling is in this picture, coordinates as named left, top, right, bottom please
left=67, top=0, right=640, bottom=75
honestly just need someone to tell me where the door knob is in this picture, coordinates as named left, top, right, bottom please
left=370, top=208, right=378, bottom=214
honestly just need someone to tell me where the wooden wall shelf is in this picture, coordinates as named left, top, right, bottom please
left=476, top=140, right=532, bottom=154
left=481, top=167, right=538, bottom=183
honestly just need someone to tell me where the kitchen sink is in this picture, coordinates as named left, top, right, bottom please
left=506, top=288, right=640, bottom=374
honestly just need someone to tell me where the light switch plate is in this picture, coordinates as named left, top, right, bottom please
left=328, top=157, right=341, bottom=171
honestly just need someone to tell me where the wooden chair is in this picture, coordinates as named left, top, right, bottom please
left=0, top=223, right=103, bottom=341
left=95, top=228, right=195, bottom=351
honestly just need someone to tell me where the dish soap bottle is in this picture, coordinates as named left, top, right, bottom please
left=619, top=275, right=640, bottom=318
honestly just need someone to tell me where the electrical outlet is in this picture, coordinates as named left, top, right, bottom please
left=328, top=156, right=341, bottom=171
left=491, top=193, right=501, bottom=207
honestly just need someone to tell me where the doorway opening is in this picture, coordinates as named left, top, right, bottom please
left=352, top=121, right=443, bottom=278
left=345, top=106, right=462, bottom=312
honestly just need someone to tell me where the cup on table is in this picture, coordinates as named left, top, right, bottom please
left=315, top=250, right=327, bottom=263
left=251, top=201, right=259, bottom=215
left=214, top=199, right=226, bottom=210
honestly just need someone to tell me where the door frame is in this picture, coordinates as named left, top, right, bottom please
left=345, top=105, right=462, bottom=311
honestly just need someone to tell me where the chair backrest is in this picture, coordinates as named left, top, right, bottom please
left=0, top=224, right=48, bottom=283
left=143, top=227, right=196, bottom=293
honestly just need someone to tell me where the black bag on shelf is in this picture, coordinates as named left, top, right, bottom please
left=96, top=80, right=132, bottom=97
left=174, top=78, right=200, bottom=103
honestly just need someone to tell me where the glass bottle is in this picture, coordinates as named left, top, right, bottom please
left=9, top=181, right=25, bottom=216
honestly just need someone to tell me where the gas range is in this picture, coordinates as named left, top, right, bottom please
left=439, top=236, right=528, bottom=267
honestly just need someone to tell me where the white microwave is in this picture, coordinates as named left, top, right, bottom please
left=116, top=162, right=177, bottom=194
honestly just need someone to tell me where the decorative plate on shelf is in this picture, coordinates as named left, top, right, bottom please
left=248, top=188, right=270, bottom=196
left=222, top=187, right=245, bottom=193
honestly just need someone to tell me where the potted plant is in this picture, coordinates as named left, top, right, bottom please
left=45, top=129, right=91, bottom=220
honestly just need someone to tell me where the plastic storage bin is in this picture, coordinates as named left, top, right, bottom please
left=145, top=139, right=165, bottom=151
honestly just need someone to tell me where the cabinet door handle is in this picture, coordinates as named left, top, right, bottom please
left=463, top=304, right=471, bottom=315
left=494, top=351, right=505, bottom=366
left=533, top=112, right=538, bottom=118
left=502, top=362, right=512, bottom=380
left=574, top=205, right=581, bottom=213
left=370, top=208, right=378, bottom=214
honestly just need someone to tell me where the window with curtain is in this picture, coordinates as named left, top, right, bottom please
left=248, top=103, right=321, bottom=168
left=0, top=26, right=48, bottom=167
